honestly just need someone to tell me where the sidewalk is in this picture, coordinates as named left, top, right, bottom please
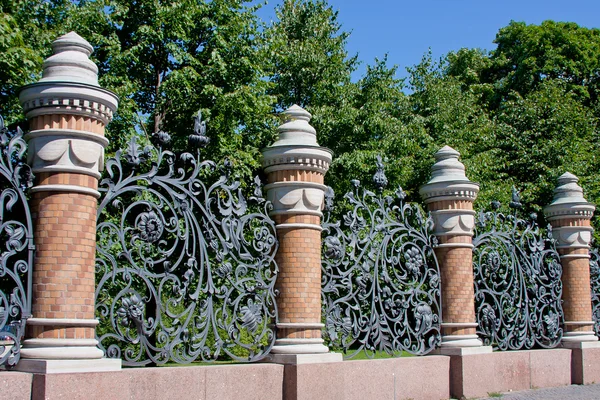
left=477, top=384, right=600, bottom=399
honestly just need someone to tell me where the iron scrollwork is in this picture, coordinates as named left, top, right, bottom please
left=590, top=245, right=600, bottom=337
left=0, top=115, right=34, bottom=368
left=473, top=192, right=563, bottom=350
left=321, top=157, right=441, bottom=358
left=95, top=112, right=278, bottom=366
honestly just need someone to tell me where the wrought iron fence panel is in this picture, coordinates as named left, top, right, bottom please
left=0, top=115, right=34, bottom=368
left=95, top=115, right=278, bottom=366
left=590, top=245, right=600, bottom=337
left=473, top=196, right=563, bottom=350
left=321, top=158, right=441, bottom=358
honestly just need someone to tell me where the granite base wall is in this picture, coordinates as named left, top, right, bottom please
left=0, top=348, right=592, bottom=400
left=284, top=356, right=450, bottom=400
left=0, top=371, right=33, bottom=400
left=2, top=363, right=284, bottom=400
left=450, top=349, right=572, bottom=399
left=571, top=346, right=600, bottom=384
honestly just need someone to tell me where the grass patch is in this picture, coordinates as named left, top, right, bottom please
left=487, top=392, right=503, bottom=398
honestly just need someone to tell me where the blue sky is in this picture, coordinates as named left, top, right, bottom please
left=256, top=0, right=600, bottom=81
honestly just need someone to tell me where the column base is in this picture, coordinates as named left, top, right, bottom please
left=20, top=338, right=104, bottom=360
left=271, top=338, right=330, bottom=355
left=434, top=345, right=493, bottom=356
left=439, top=334, right=484, bottom=349
left=561, top=331, right=599, bottom=344
left=266, top=352, right=343, bottom=365
left=15, top=358, right=121, bottom=374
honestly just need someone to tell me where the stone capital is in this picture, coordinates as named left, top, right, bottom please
left=19, top=32, right=118, bottom=196
left=430, top=209, right=476, bottom=238
left=261, top=105, right=332, bottom=175
left=419, top=146, right=479, bottom=204
left=19, top=32, right=118, bottom=125
left=544, top=172, right=595, bottom=221
left=544, top=172, right=595, bottom=250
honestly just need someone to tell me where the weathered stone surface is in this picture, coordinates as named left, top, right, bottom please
left=451, top=349, right=572, bottom=399
left=0, top=371, right=33, bottom=400
left=286, top=356, right=449, bottom=400
left=28, top=363, right=283, bottom=400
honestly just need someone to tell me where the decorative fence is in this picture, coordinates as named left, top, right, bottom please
left=94, top=113, right=279, bottom=366
left=321, top=158, right=441, bottom=358
left=321, top=158, right=566, bottom=358
left=472, top=195, right=563, bottom=350
left=0, top=116, right=34, bottom=367
left=0, top=110, right=598, bottom=369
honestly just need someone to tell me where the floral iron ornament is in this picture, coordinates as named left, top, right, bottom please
left=95, top=112, right=278, bottom=366
left=0, top=115, right=34, bottom=367
left=473, top=197, right=563, bottom=350
left=321, top=157, right=441, bottom=358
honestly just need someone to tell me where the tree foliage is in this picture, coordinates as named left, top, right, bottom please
left=0, top=2, right=599, bottom=229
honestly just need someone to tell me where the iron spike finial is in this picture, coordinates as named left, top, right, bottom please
left=189, top=110, right=209, bottom=148
left=372, top=155, right=388, bottom=192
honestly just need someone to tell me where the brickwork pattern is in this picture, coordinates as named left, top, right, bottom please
left=553, top=218, right=591, bottom=228
left=560, top=247, right=594, bottom=333
left=273, top=216, right=322, bottom=325
left=429, top=199, right=474, bottom=212
left=428, top=199, right=477, bottom=337
left=30, top=192, right=98, bottom=318
left=29, top=114, right=106, bottom=135
left=27, top=112, right=106, bottom=341
left=270, top=168, right=325, bottom=340
left=552, top=217, right=594, bottom=333
left=267, top=169, right=324, bottom=184
left=36, top=172, right=98, bottom=189
left=28, top=326, right=96, bottom=340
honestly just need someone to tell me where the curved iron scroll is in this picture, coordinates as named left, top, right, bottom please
left=0, top=115, right=34, bottom=367
left=590, top=245, right=600, bottom=337
left=473, top=196, right=563, bottom=350
left=321, top=158, right=441, bottom=358
left=95, top=118, right=278, bottom=366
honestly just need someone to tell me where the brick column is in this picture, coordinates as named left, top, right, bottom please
left=16, top=32, right=119, bottom=373
left=420, top=146, right=486, bottom=353
left=262, top=105, right=340, bottom=364
left=544, top=173, right=597, bottom=344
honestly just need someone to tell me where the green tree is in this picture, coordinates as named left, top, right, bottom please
left=0, top=0, right=73, bottom=123
left=69, top=0, right=277, bottom=177
left=489, top=21, right=600, bottom=107
left=264, top=0, right=357, bottom=110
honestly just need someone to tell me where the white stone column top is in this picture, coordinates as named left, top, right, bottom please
left=544, top=172, right=595, bottom=220
left=40, top=32, right=99, bottom=86
left=19, top=32, right=118, bottom=124
left=262, top=105, right=332, bottom=174
left=271, top=105, right=318, bottom=147
left=419, top=145, right=479, bottom=203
